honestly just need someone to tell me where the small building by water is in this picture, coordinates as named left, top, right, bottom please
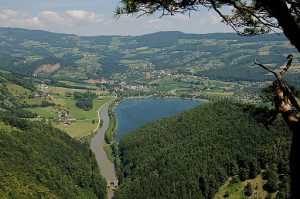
left=107, top=180, right=118, bottom=189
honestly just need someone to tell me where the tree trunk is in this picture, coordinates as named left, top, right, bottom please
left=261, top=0, right=300, bottom=52
left=275, top=88, right=300, bottom=199
left=287, top=120, right=300, bottom=199
left=260, top=1, right=300, bottom=196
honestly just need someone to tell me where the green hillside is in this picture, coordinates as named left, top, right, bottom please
left=0, top=27, right=299, bottom=82
left=0, top=70, right=109, bottom=198
left=1, top=27, right=299, bottom=101
left=0, top=116, right=107, bottom=198
left=0, top=71, right=113, bottom=138
left=115, top=100, right=291, bottom=199
left=0, top=72, right=39, bottom=118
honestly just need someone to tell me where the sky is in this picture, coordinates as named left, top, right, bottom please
left=0, top=0, right=233, bottom=36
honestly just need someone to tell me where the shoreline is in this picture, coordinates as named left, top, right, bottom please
left=116, top=95, right=209, bottom=105
left=93, top=94, right=117, bottom=133
left=90, top=94, right=206, bottom=198
left=112, top=95, right=207, bottom=141
left=90, top=94, right=117, bottom=199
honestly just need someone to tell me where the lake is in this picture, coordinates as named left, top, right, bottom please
left=115, top=98, right=204, bottom=140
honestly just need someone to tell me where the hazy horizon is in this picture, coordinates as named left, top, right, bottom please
left=0, top=0, right=233, bottom=36
left=0, top=26, right=239, bottom=37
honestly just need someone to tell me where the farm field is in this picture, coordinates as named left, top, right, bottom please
left=29, top=84, right=114, bottom=138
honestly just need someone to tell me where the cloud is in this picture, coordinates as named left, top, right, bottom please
left=0, top=9, right=17, bottom=20
left=0, top=7, right=231, bottom=36
left=0, top=9, right=43, bottom=27
left=39, top=11, right=73, bottom=27
left=66, top=10, right=104, bottom=23
left=40, top=11, right=61, bottom=20
left=24, top=17, right=41, bottom=26
left=0, top=9, right=108, bottom=33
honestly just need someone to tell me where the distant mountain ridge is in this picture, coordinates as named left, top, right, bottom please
left=0, top=27, right=298, bottom=84
left=0, top=27, right=286, bottom=40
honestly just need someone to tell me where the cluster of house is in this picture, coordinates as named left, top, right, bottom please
left=59, top=117, right=76, bottom=125
left=85, top=79, right=114, bottom=84
left=115, top=82, right=145, bottom=92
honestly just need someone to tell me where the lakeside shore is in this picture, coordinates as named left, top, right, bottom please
left=90, top=95, right=206, bottom=198
left=116, top=94, right=209, bottom=105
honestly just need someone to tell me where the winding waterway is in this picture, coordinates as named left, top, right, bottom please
left=115, top=98, right=203, bottom=140
left=90, top=103, right=117, bottom=198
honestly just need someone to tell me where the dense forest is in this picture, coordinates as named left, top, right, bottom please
left=0, top=115, right=107, bottom=198
left=73, top=91, right=97, bottom=111
left=0, top=72, right=107, bottom=198
left=115, top=100, right=291, bottom=199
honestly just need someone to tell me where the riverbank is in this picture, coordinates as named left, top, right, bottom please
left=90, top=94, right=117, bottom=199
left=81, top=95, right=116, bottom=143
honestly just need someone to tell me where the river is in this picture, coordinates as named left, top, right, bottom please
left=90, top=103, right=117, bottom=198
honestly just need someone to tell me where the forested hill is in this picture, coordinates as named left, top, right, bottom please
left=0, top=116, right=107, bottom=198
left=116, top=100, right=291, bottom=199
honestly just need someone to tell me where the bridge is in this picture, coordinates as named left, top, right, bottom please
left=107, top=180, right=118, bottom=189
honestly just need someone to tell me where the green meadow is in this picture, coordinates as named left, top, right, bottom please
left=28, top=84, right=114, bottom=138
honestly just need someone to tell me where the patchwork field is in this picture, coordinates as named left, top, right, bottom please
left=25, top=84, right=115, bottom=138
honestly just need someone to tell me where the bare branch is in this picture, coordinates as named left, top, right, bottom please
left=209, top=1, right=241, bottom=33
left=256, top=54, right=300, bottom=112
left=279, top=54, right=293, bottom=75
left=254, top=59, right=278, bottom=77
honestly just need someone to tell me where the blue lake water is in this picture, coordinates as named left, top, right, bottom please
left=115, top=98, right=204, bottom=140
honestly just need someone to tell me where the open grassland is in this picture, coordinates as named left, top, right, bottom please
left=214, top=174, right=276, bottom=199
left=6, top=84, right=31, bottom=96
left=56, top=120, right=97, bottom=138
left=52, top=69, right=89, bottom=80
left=63, top=98, right=110, bottom=119
left=149, top=76, right=237, bottom=98
left=59, top=80, right=100, bottom=89
left=30, top=97, right=113, bottom=138
left=202, top=91, right=235, bottom=96
left=29, top=82, right=114, bottom=138
left=56, top=96, right=114, bottom=138
left=41, top=85, right=109, bottom=96
left=21, top=97, right=50, bottom=106
left=28, top=106, right=58, bottom=119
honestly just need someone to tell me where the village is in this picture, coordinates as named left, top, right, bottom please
left=80, top=66, right=267, bottom=103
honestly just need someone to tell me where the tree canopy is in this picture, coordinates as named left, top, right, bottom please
left=116, top=0, right=300, bottom=52
left=115, top=100, right=291, bottom=198
left=0, top=116, right=107, bottom=198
